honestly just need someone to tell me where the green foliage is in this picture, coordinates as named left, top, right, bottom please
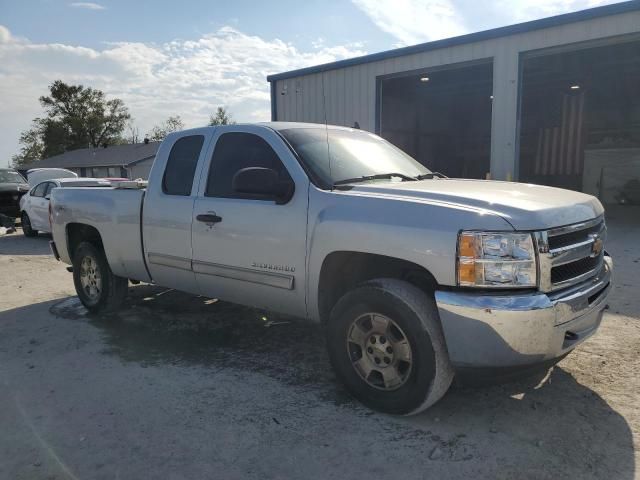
left=12, top=80, right=131, bottom=166
left=208, top=107, right=235, bottom=126
left=146, top=115, right=185, bottom=141
left=11, top=120, right=45, bottom=168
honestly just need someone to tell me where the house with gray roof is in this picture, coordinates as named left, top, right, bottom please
left=20, top=140, right=160, bottom=180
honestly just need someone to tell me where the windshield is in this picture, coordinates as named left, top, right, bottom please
left=279, top=128, right=430, bottom=188
left=0, top=170, right=27, bottom=184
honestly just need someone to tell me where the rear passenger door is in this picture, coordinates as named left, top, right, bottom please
left=142, top=131, right=211, bottom=294
left=191, top=125, right=310, bottom=317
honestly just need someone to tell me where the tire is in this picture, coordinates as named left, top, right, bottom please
left=21, top=212, right=37, bottom=237
left=327, top=278, right=454, bottom=415
left=72, top=241, right=128, bottom=313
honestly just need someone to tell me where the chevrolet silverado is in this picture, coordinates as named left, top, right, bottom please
left=49, top=123, right=612, bottom=414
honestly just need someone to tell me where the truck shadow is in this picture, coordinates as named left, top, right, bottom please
left=0, top=231, right=52, bottom=256
left=45, top=284, right=635, bottom=478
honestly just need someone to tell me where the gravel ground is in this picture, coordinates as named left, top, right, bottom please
left=0, top=206, right=638, bottom=479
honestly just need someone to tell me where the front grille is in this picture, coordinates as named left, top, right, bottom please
left=537, top=216, right=606, bottom=292
left=551, top=255, right=601, bottom=283
left=548, top=221, right=603, bottom=250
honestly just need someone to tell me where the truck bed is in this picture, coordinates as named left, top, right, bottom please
left=50, top=187, right=151, bottom=282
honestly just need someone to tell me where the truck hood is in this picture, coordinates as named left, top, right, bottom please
left=347, top=179, right=604, bottom=230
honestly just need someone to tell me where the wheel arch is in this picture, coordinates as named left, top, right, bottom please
left=316, top=250, right=439, bottom=323
left=66, top=223, right=104, bottom=259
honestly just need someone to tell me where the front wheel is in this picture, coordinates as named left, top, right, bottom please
left=72, top=242, right=128, bottom=313
left=21, top=212, right=37, bottom=237
left=327, top=278, right=454, bottom=415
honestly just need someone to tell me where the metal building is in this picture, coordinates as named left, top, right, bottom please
left=268, top=2, right=640, bottom=202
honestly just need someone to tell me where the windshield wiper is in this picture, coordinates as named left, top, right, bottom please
left=416, top=172, right=448, bottom=180
left=333, top=172, right=417, bottom=186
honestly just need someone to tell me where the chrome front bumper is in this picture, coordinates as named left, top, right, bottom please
left=435, top=255, right=612, bottom=369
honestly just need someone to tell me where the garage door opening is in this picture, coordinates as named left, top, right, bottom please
left=518, top=38, right=640, bottom=204
left=378, top=62, right=493, bottom=179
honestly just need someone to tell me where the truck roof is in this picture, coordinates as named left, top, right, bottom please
left=260, top=122, right=358, bottom=132
left=168, top=122, right=359, bottom=138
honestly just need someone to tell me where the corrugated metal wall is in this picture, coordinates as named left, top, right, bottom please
left=271, top=10, right=640, bottom=180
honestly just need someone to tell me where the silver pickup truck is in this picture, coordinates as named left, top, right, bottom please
left=50, top=123, right=612, bottom=414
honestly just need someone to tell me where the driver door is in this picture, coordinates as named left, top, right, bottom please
left=191, top=125, right=309, bottom=318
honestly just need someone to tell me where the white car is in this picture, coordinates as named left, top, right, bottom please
left=20, top=177, right=110, bottom=236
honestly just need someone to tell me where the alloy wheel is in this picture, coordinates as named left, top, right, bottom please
left=80, top=255, right=102, bottom=300
left=346, top=313, right=413, bottom=391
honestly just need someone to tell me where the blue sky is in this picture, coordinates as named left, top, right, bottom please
left=0, top=0, right=622, bottom=166
left=1, top=1, right=385, bottom=51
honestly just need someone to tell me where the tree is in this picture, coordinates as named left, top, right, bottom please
left=11, top=120, right=45, bottom=167
left=208, top=107, right=235, bottom=126
left=39, top=80, right=130, bottom=156
left=126, top=120, right=140, bottom=144
left=146, top=115, right=185, bottom=141
left=12, top=80, right=131, bottom=165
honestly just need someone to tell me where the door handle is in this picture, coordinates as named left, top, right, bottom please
left=196, top=213, right=222, bottom=224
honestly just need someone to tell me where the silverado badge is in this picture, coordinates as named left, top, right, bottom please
left=251, top=262, right=295, bottom=273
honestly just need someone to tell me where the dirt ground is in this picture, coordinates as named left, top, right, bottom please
left=0, top=206, right=638, bottom=480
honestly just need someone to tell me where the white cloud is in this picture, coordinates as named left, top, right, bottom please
left=352, top=0, right=620, bottom=45
left=69, top=2, right=106, bottom=10
left=0, top=25, right=11, bottom=44
left=351, top=0, right=466, bottom=45
left=495, top=0, right=616, bottom=22
left=0, top=25, right=366, bottom=166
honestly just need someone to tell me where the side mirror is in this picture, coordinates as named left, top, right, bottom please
left=45, top=194, right=51, bottom=200
left=232, top=167, right=294, bottom=204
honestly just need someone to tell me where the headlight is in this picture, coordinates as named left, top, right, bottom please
left=457, top=232, right=537, bottom=288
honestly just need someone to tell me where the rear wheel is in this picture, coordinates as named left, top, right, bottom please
left=21, top=212, right=37, bottom=237
left=72, top=242, right=127, bottom=313
left=327, top=278, right=454, bottom=415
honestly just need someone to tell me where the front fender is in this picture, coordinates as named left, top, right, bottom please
left=305, top=187, right=513, bottom=321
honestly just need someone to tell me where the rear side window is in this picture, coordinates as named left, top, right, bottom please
left=162, top=135, right=205, bottom=196
left=206, top=132, right=291, bottom=198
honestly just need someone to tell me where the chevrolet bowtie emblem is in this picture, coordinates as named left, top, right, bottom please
left=589, top=233, right=603, bottom=257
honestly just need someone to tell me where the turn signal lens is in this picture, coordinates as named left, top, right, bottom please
left=458, top=233, right=476, bottom=258
left=457, top=259, right=476, bottom=284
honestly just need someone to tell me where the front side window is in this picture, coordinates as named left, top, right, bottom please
left=206, top=132, right=291, bottom=199
left=33, top=182, right=48, bottom=197
left=44, top=182, right=56, bottom=197
left=162, top=135, right=205, bottom=196
left=279, top=127, right=430, bottom=188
